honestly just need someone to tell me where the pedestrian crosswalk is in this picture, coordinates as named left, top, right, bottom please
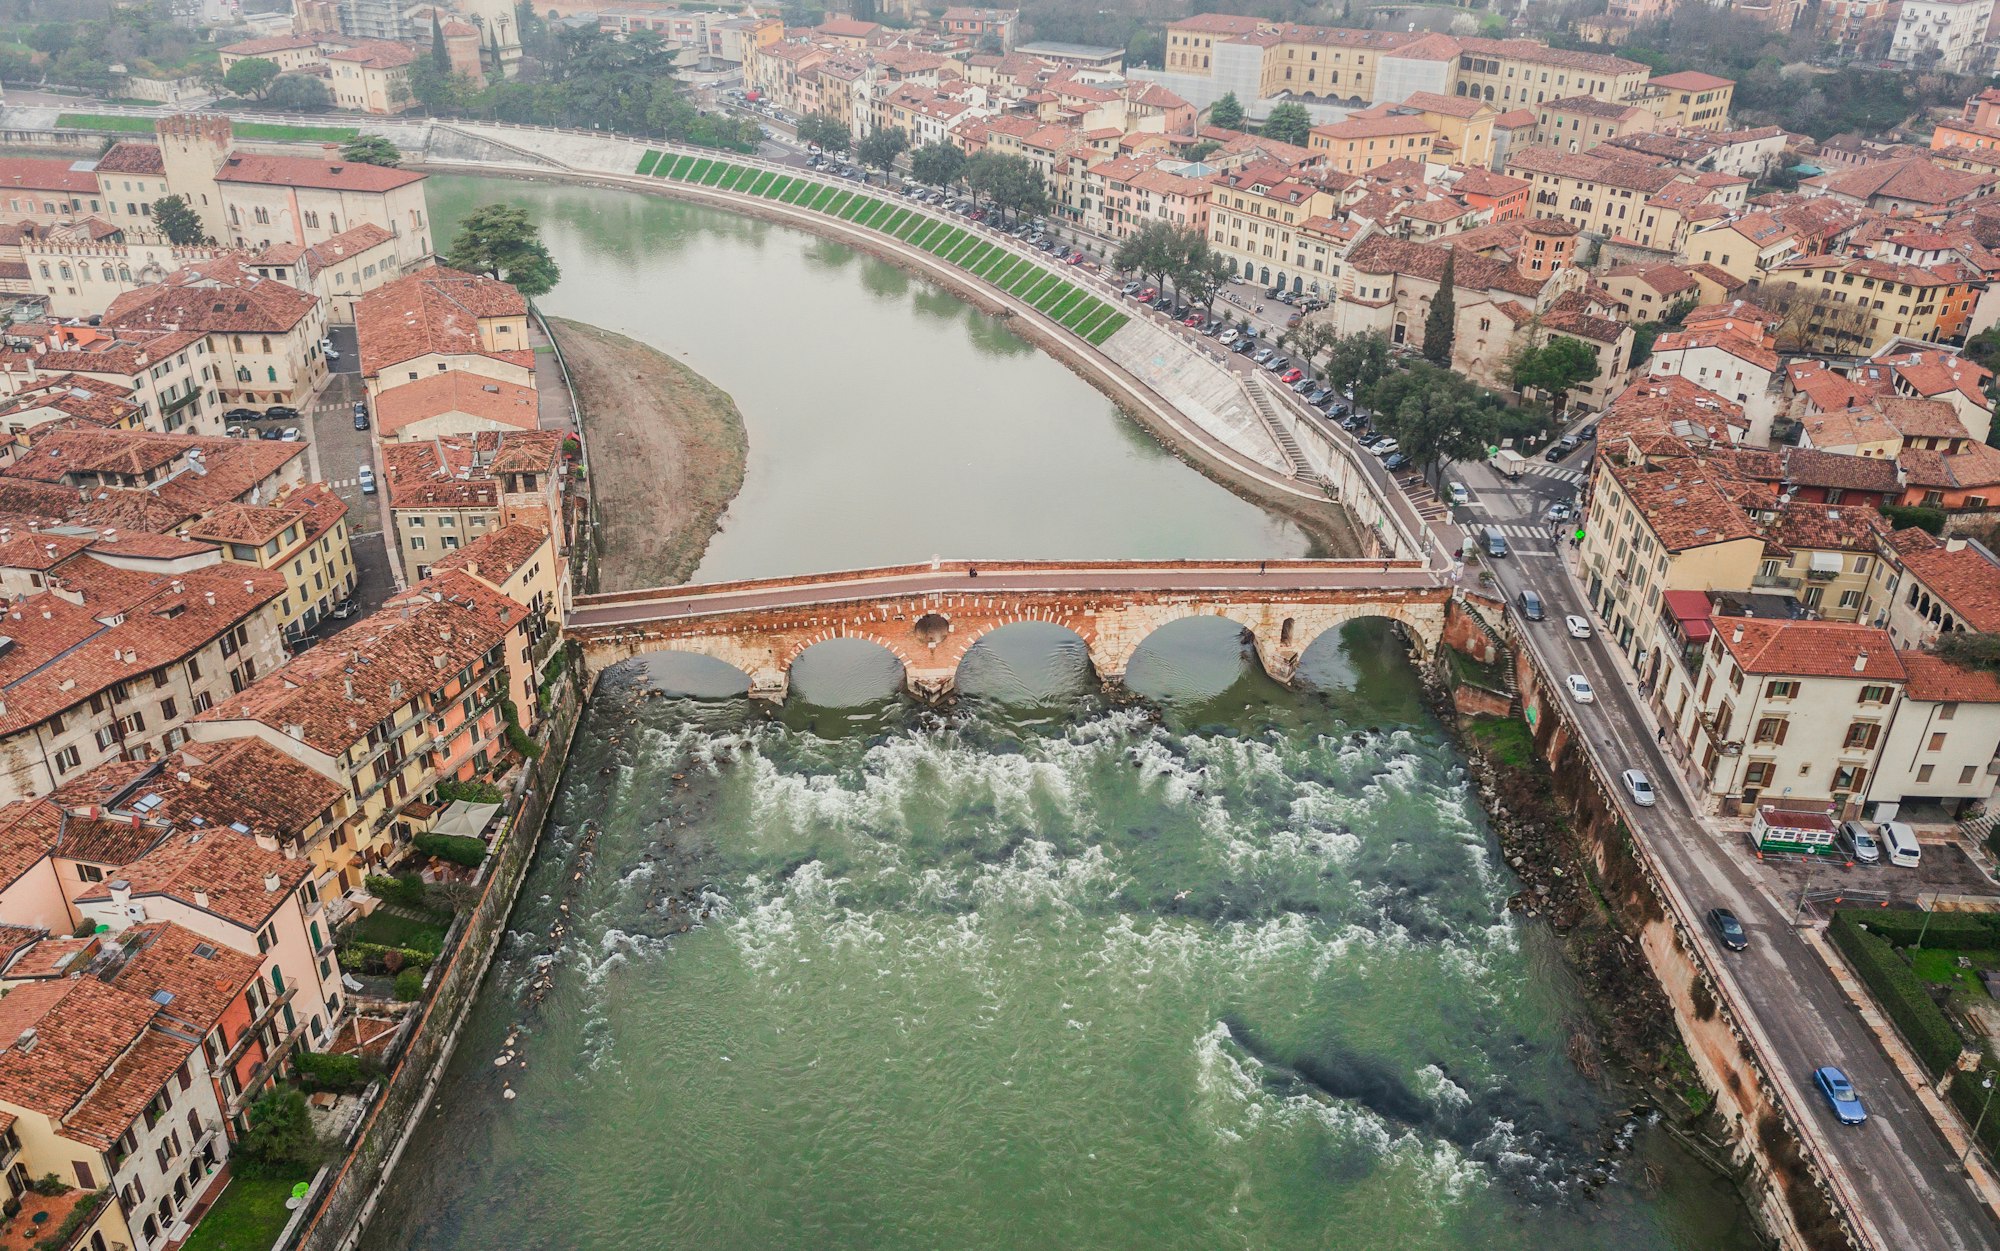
left=1516, top=461, right=1587, bottom=485
left=1488, top=523, right=1561, bottom=539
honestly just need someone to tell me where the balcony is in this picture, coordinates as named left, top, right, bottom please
left=1753, top=572, right=1802, bottom=590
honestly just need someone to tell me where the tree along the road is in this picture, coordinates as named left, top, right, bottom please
left=1261, top=101, right=1312, bottom=146
left=1114, top=221, right=1177, bottom=293
left=1175, top=238, right=1233, bottom=313
left=408, top=60, right=478, bottom=114
left=222, top=56, right=279, bottom=99
left=797, top=112, right=851, bottom=154
left=340, top=135, right=403, bottom=167
left=1508, top=335, right=1602, bottom=424
left=909, top=141, right=967, bottom=189
left=267, top=72, right=333, bottom=112
left=1422, top=249, right=1455, bottom=365
left=1282, top=318, right=1343, bottom=380
left=151, top=195, right=212, bottom=246
left=1323, top=332, right=1391, bottom=401
left=445, top=204, right=562, bottom=298
left=856, top=126, right=909, bottom=182
left=966, top=151, right=1049, bottom=223
left=1364, top=362, right=1505, bottom=482
left=1209, top=92, right=1245, bottom=129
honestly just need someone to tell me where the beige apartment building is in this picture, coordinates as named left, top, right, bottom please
left=1204, top=162, right=1339, bottom=291
left=1580, top=455, right=1767, bottom=664
left=1684, top=619, right=1906, bottom=817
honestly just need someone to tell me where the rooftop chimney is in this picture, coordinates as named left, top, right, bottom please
left=263, top=871, right=281, bottom=893
left=192, top=887, right=208, bottom=909
left=1732, top=623, right=1744, bottom=644
left=1854, top=650, right=1868, bottom=672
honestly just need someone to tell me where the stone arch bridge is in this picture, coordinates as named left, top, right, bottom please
left=568, top=560, right=1455, bottom=701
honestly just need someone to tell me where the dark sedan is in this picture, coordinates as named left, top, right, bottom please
left=1707, top=907, right=1748, bottom=952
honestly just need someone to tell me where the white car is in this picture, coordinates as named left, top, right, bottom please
left=278, top=427, right=302, bottom=442
left=1448, top=482, right=1470, bottom=505
left=1370, top=438, right=1400, bottom=457
left=358, top=464, right=376, bottom=495
left=1622, top=769, right=1657, bottom=807
left=1546, top=502, right=1572, bottom=522
left=1565, top=673, right=1595, bottom=703
left=1564, top=615, right=1592, bottom=639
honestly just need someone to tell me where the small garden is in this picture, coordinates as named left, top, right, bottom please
left=177, top=1178, right=295, bottom=1251
left=1831, top=910, right=2000, bottom=1157
left=340, top=872, right=466, bottom=1003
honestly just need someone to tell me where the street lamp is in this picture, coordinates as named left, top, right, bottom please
left=1964, top=1074, right=1996, bottom=1168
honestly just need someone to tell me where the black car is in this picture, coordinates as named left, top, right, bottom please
left=1383, top=452, right=1410, bottom=471
left=257, top=427, right=285, bottom=441
left=353, top=411, right=370, bottom=430
left=1546, top=435, right=1581, bottom=462
left=1232, top=338, right=1255, bottom=354
left=265, top=405, right=300, bottom=421
left=1707, top=907, right=1748, bottom=952
left=225, top=407, right=262, bottom=423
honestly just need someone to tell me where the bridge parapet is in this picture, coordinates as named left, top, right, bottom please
left=568, top=561, right=1453, bottom=702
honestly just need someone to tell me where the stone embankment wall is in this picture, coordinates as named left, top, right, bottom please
left=289, top=671, right=584, bottom=1251
left=1443, top=622, right=1847, bottom=1251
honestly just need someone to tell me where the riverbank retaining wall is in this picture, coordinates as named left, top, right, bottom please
left=289, top=668, right=586, bottom=1251
left=1504, top=637, right=1851, bottom=1251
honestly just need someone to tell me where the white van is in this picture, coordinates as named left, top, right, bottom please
left=1879, top=821, right=1921, bottom=869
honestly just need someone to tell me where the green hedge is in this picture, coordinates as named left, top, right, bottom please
left=1830, top=911, right=1967, bottom=1077
left=364, top=873, right=427, bottom=910
left=1880, top=504, right=1947, bottom=536
left=415, top=833, right=487, bottom=868
left=1952, top=1065, right=2000, bottom=1158
left=295, top=1051, right=371, bottom=1093
left=1849, top=910, right=2000, bottom=950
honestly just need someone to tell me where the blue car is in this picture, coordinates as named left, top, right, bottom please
left=1814, top=1066, right=1867, bottom=1125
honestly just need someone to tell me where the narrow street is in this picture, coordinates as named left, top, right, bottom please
left=301, top=322, right=395, bottom=643
left=1456, top=447, right=2000, bottom=1251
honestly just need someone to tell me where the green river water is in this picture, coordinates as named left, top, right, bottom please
left=359, top=179, right=1759, bottom=1250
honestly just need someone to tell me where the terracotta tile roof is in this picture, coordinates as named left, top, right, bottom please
left=427, top=522, right=551, bottom=585
left=92, top=143, right=165, bottom=176
left=76, top=825, right=307, bottom=931
left=214, top=151, right=424, bottom=193
left=193, top=588, right=512, bottom=757
left=1492, top=108, right=1537, bottom=130
left=1455, top=35, right=1646, bottom=76
left=1717, top=618, right=1903, bottom=679
left=4, top=429, right=307, bottom=522
left=356, top=267, right=530, bottom=378
left=61, top=738, right=340, bottom=847
left=1605, top=458, right=1763, bottom=551
left=1885, top=528, right=2000, bottom=631
left=373, top=372, right=539, bottom=438
left=1540, top=291, right=1626, bottom=344
left=1401, top=91, right=1489, bottom=119
left=1902, top=653, right=2000, bottom=703
left=1877, top=347, right=1992, bottom=408
left=106, top=921, right=261, bottom=1038
left=1343, top=234, right=1546, bottom=298
left=326, top=39, right=417, bottom=68
left=1805, top=156, right=1994, bottom=207
left=65, top=1019, right=197, bottom=1148
left=189, top=483, right=345, bottom=553
left=0, top=554, right=287, bottom=737
left=219, top=34, right=322, bottom=55
left=1650, top=70, right=1734, bottom=91
left=0, top=158, right=101, bottom=196
left=1, top=934, right=95, bottom=981
left=1765, top=499, right=1885, bottom=554
left=1599, top=375, right=1746, bottom=456
left=0, top=977, right=159, bottom=1132
left=0, top=800, right=60, bottom=891
left=1653, top=326, right=1778, bottom=371
left=1899, top=440, right=2000, bottom=491
left=1505, top=145, right=1683, bottom=194
left=103, top=258, right=317, bottom=335
left=1875, top=396, right=1968, bottom=440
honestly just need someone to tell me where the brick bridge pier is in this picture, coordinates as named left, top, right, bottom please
left=567, top=560, right=1456, bottom=701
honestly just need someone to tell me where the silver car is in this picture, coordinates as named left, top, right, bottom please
left=1838, top=820, right=1881, bottom=864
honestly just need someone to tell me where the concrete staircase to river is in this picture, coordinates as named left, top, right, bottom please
left=1240, top=373, right=1331, bottom=493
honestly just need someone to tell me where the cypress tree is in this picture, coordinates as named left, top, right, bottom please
left=1424, top=248, right=1456, bottom=365
left=431, top=11, right=450, bottom=74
